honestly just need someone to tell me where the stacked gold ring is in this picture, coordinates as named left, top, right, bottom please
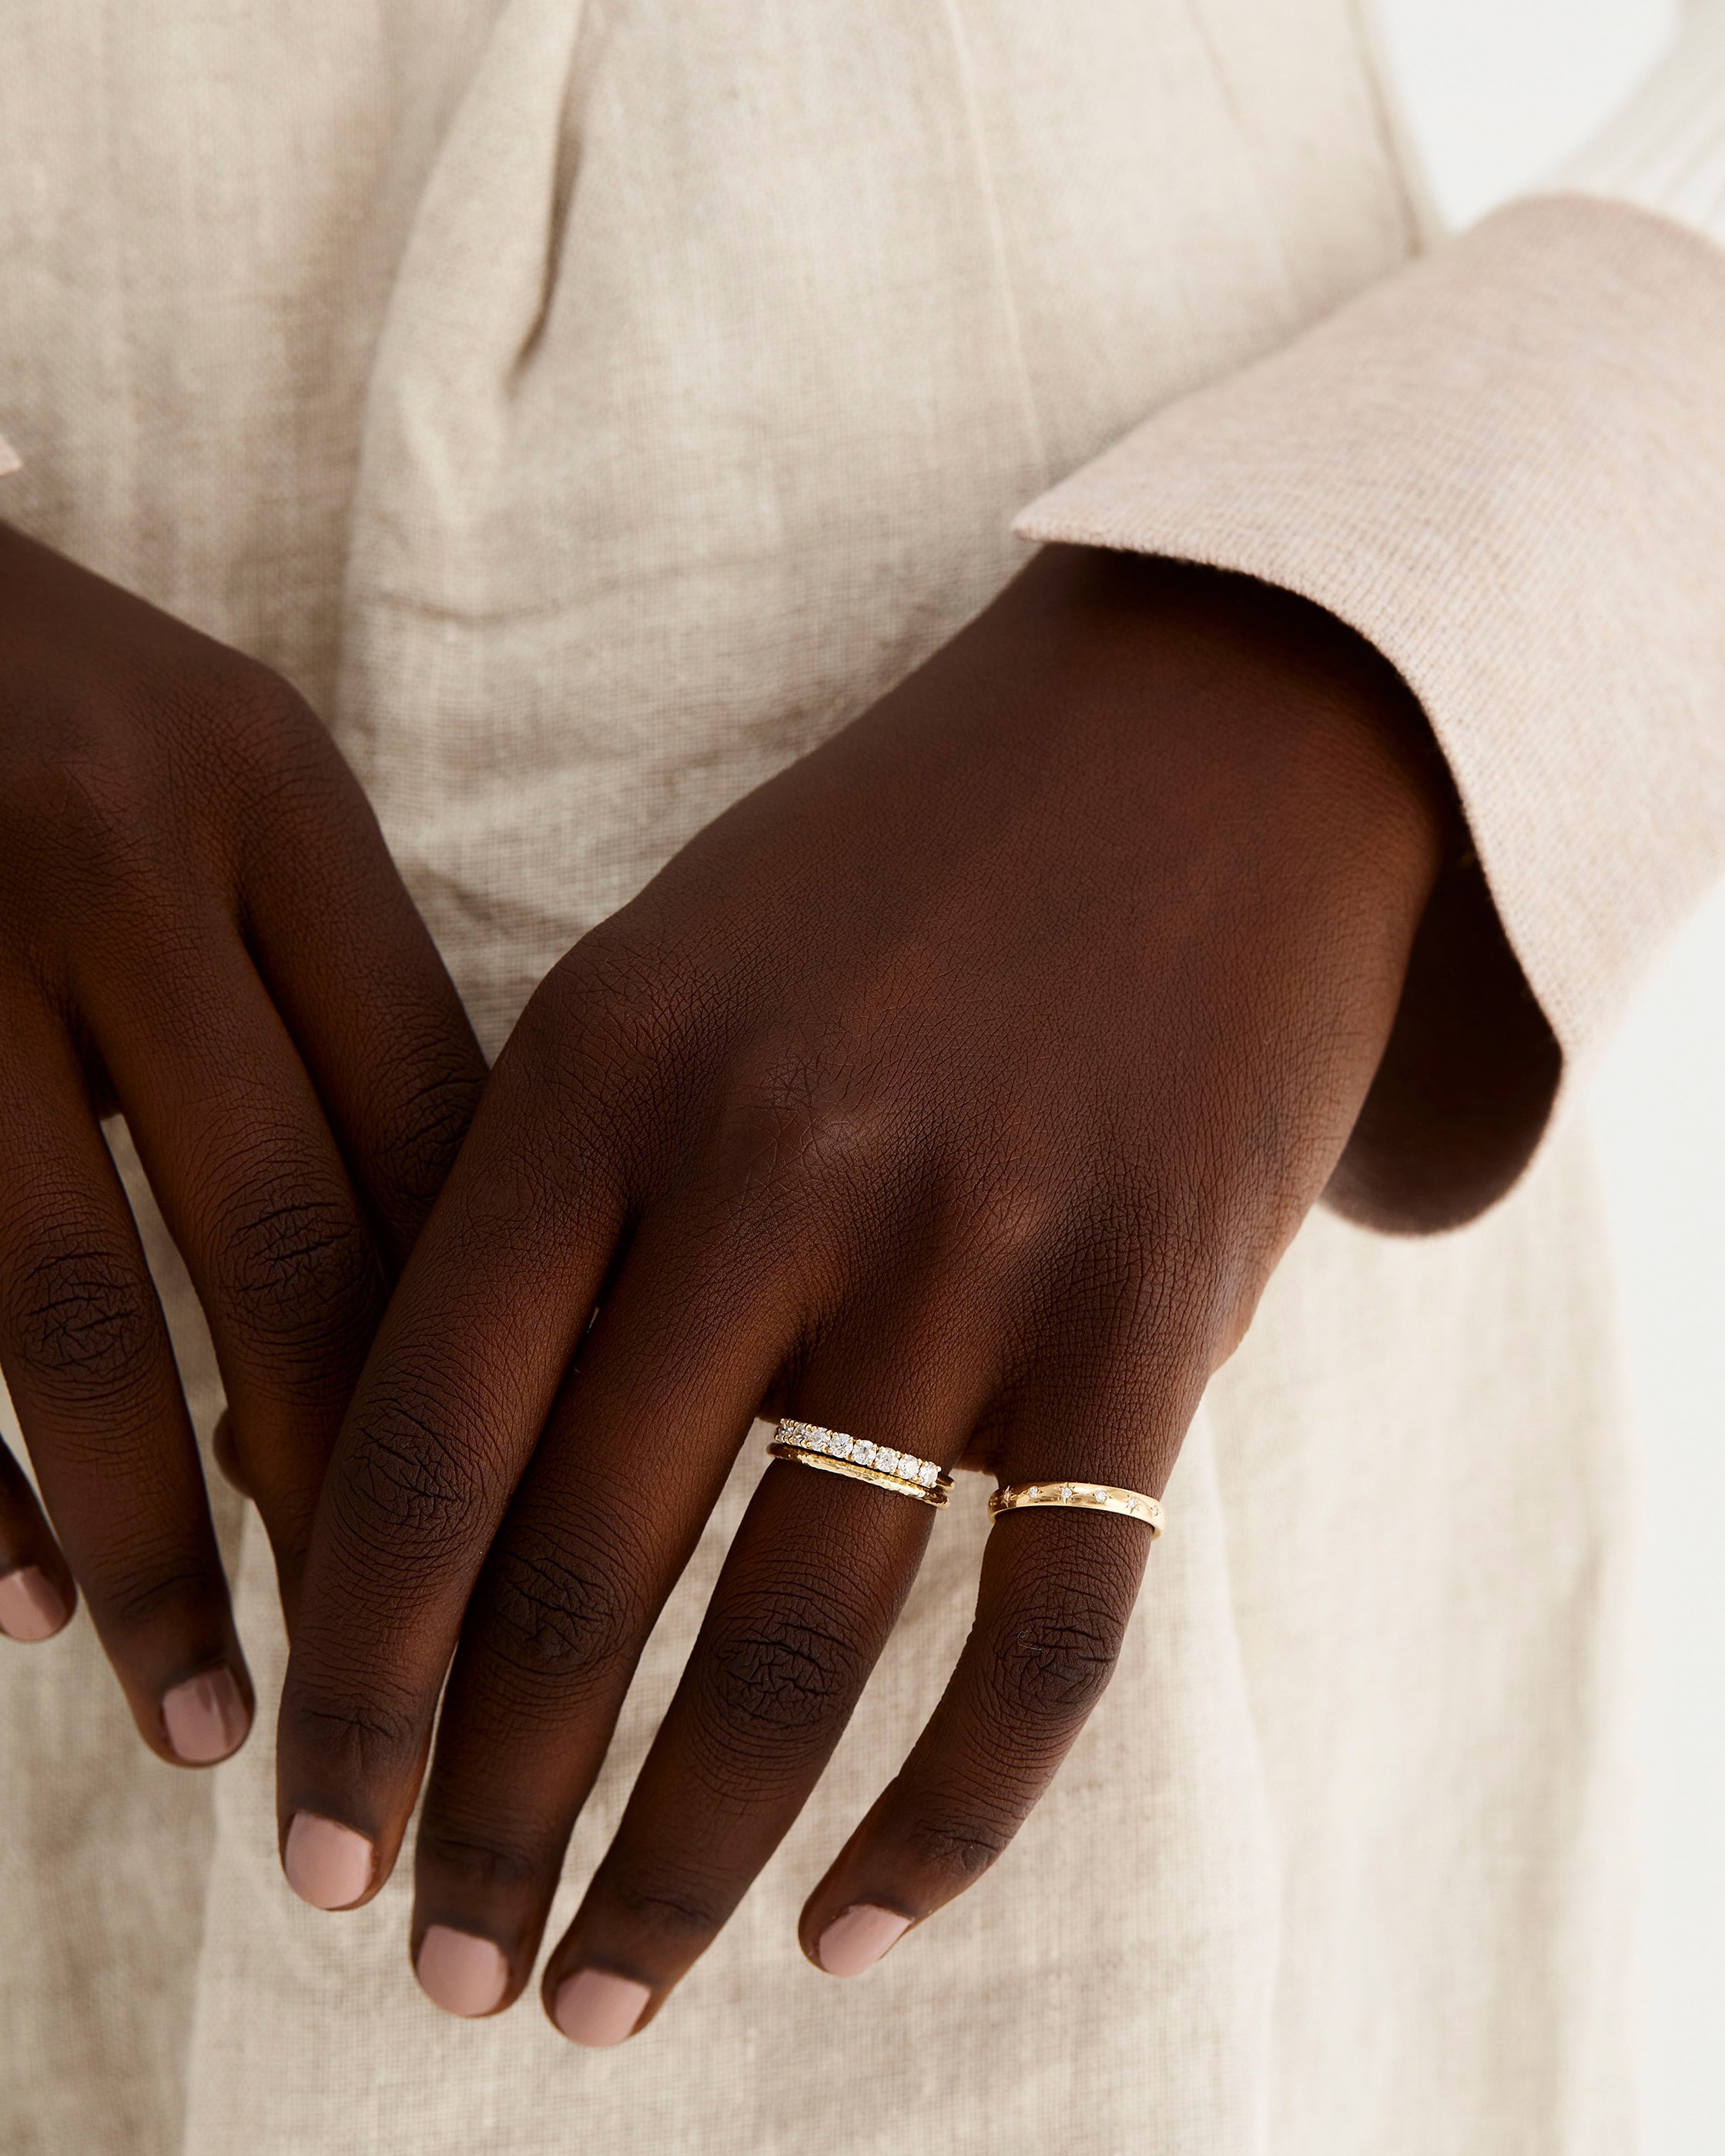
left=988, top=1480, right=1164, bottom=1536
left=769, top=1419, right=952, bottom=1508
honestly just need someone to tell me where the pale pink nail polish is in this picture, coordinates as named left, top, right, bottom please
left=162, top=1668, right=250, bottom=1763
left=283, top=1812, right=374, bottom=1910
left=816, top=1903, right=912, bottom=1977
left=552, top=1969, right=651, bottom=2047
left=0, top=1567, right=67, bottom=1642
left=417, top=1926, right=509, bottom=2017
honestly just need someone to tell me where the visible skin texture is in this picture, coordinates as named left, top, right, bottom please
left=0, top=523, right=1556, bottom=2023
left=0, top=524, right=486, bottom=1764
left=271, top=545, right=1542, bottom=2040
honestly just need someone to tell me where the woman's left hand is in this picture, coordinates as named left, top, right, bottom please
left=273, top=547, right=1451, bottom=2040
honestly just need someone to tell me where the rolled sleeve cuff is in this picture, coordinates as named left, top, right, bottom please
left=1014, top=195, right=1725, bottom=1094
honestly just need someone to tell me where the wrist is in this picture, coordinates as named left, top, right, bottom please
left=970, top=547, right=1553, bottom=1234
left=990, top=544, right=1453, bottom=912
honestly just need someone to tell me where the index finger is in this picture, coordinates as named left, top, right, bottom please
left=273, top=1011, right=632, bottom=1908
left=234, top=718, right=487, bottom=1269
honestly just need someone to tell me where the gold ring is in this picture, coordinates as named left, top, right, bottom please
left=988, top=1480, right=1163, bottom=1536
left=768, top=1419, right=952, bottom=1508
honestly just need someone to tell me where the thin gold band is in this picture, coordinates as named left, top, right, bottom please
left=768, top=1420, right=951, bottom=1509
left=988, top=1480, right=1164, bottom=1536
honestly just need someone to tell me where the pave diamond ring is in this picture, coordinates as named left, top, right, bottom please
left=768, top=1419, right=953, bottom=1509
left=987, top=1480, right=1164, bottom=1536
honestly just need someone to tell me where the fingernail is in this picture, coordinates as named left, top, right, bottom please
left=283, top=1812, right=374, bottom=1910
left=551, top=1969, right=652, bottom=2048
left=816, top=1903, right=913, bottom=1977
left=162, top=1668, right=250, bottom=1763
left=0, top=1566, right=67, bottom=1642
left=417, top=1925, right=509, bottom=2017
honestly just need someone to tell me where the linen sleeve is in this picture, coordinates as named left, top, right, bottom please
left=0, top=435, right=18, bottom=477
left=1014, top=7, right=1725, bottom=1118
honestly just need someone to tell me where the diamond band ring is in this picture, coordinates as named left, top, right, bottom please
left=768, top=1420, right=953, bottom=1508
left=988, top=1480, right=1164, bottom=1536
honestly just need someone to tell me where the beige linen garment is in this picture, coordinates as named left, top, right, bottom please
left=2, top=2, right=1720, bottom=2151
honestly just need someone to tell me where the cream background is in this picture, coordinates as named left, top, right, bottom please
left=1375, top=5, right=1725, bottom=2151
left=0, top=2, right=1717, bottom=2149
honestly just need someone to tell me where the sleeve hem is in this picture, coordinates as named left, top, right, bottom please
left=1013, top=194, right=1725, bottom=1122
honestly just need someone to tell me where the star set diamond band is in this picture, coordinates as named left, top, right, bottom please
left=987, top=1481, right=1164, bottom=1535
left=767, top=1420, right=953, bottom=1508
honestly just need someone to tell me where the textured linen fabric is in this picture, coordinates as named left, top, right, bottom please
left=0, top=1, right=1696, bottom=2151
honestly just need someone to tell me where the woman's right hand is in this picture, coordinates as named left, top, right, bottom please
left=0, top=523, right=486, bottom=1766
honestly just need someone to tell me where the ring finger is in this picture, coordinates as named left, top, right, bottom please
left=530, top=1294, right=997, bottom=2045
left=795, top=1344, right=1175, bottom=1980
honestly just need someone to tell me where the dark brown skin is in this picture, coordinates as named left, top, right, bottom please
left=0, top=524, right=487, bottom=1762
left=0, top=522, right=1556, bottom=2027
left=271, top=544, right=1546, bottom=2040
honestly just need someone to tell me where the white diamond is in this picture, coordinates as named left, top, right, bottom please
left=917, top=1460, right=938, bottom=1488
left=1060, top=1484, right=1076, bottom=1502
left=875, top=1448, right=900, bottom=1478
left=851, top=1440, right=876, bottom=1468
left=808, top=1429, right=832, bottom=1453
left=829, top=1432, right=852, bottom=1460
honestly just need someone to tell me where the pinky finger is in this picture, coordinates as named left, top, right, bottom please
left=798, top=1493, right=1154, bottom=1978
left=0, top=1436, right=75, bottom=1642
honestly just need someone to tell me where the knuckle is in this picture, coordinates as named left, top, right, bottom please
left=561, top=929, right=700, bottom=1065
left=601, top=1867, right=727, bottom=1944
left=198, top=666, right=363, bottom=860
left=5, top=1224, right=160, bottom=1398
left=282, top=1679, right=424, bottom=1783
left=702, top=1046, right=897, bottom=1253
left=735, top=1050, right=882, bottom=1177
left=899, top=1806, right=1017, bottom=1887
left=0, top=757, right=183, bottom=958
left=39, top=756, right=162, bottom=872
left=697, top=1589, right=871, bottom=1758
left=504, top=930, right=712, bottom=1190
left=416, top=1821, right=551, bottom=1896
left=468, top=1522, right=647, bottom=1702
left=986, top=1581, right=1127, bottom=1729
left=1045, top=1211, right=1163, bottom=1342
left=368, top=1052, right=485, bottom=1223
left=213, top=1173, right=382, bottom=1371
left=329, top=1391, right=493, bottom=1568
left=204, top=663, right=324, bottom=791
left=92, top=1552, right=227, bottom=1635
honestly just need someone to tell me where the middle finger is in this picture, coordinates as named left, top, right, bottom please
left=82, top=922, right=390, bottom=1607
left=402, top=1200, right=803, bottom=2016
left=414, top=1272, right=992, bottom=2037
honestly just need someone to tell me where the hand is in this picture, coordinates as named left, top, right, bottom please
left=277, top=547, right=1452, bottom=2037
left=0, top=524, right=485, bottom=1765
